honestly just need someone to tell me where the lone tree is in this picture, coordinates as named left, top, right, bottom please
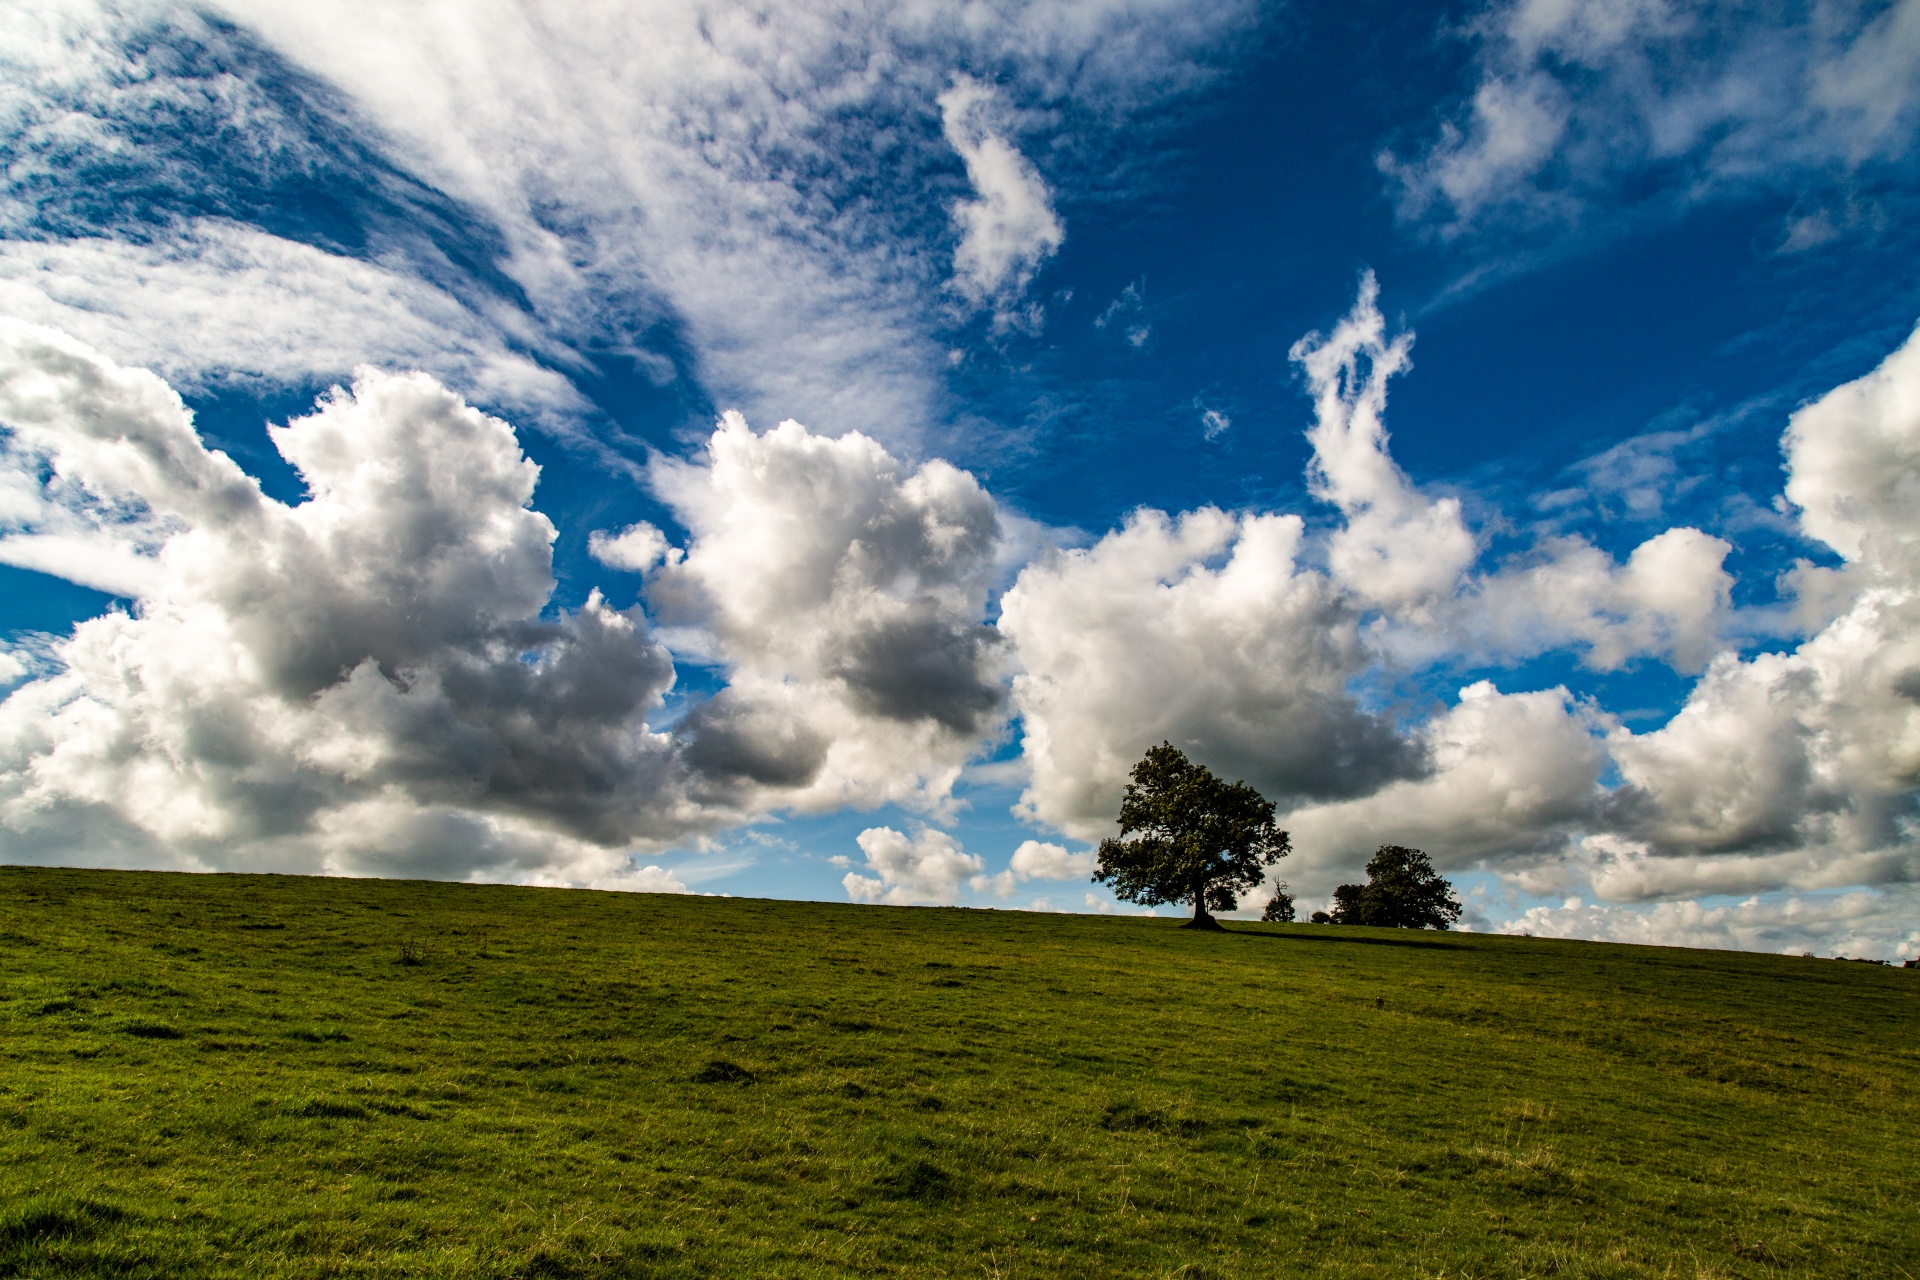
left=1328, top=845, right=1461, bottom=929
left=1095, top=743, right=1289, bottom=930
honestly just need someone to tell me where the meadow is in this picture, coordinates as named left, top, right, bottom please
left=0, top=865, right=1913, bottom=1279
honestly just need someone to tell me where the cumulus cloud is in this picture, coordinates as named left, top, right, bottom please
left=1291, top=273, right=1477, bottom=613
left=647, top=411, right=1007, bottom=816
left=1000, top=503, right=1422, bottom=841
left=0, top=321, right=715, bottom=880
left=1501, top=887, right=1920, bottom=962
left=1009, top=295, right=1919, bottom=915
left=1463, top=527, right=1735, bottom=672
left=1594, top=324, right=1920, bottom=890
left=939, top=75, right=1065, bottom=329
left=974, top=838, right=1098, bottom=899
left=1009, top=838, right=1096, bottom=881
left=588, top=522, right=677, bottom=574
left=1382, top=0, right=1920, bottom=241
left=999, top=276, right=1740, bottom=854
left=844, top=825, right=984, bottom=905
left=1280, top=682, right=1607, bottom=892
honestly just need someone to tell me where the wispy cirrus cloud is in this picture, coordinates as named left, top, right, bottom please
left=939, top=74, right=1064, bottom=332
left=1382, top=0, right=1920, bottom=248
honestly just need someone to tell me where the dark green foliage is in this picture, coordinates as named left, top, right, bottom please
left=1260, top=886, right=1296, bottom=923
left=0, top=865, right=1915, bottom=1279
left=1330, top=845, right=1462, bottom=929
left=1094, top=743, right=1289, bottom=928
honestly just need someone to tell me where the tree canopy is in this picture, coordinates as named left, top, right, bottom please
left=1328, top=845, right=1461, bottom=930
left=1094, top=743, right=1289, bottom=929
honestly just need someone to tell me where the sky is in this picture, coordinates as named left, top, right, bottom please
left=2, top=0, right=1919, bottom=960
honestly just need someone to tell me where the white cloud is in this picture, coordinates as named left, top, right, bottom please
left=646, top=411, right=1007, bottom=816
left=1000, top=503, right=1420, bottom=841
left=939, top=75, right=1064, bottom=329
left=1596, top=324, right=1920, bottom=885
left=995, top=274, right=1895, bottom=916
left=1784, top=320, right=1920, bottom=572
left=0, top=322, right=735, bottom=879
left=1291, top=273, right=1477, bottom=613
left=1282, top=681, right=1607, bottom=891
left=1009, top=838, right=1095, bottom=881
left=976, top=837, right=1098, bottom=899
left=180, top=0, right=1244, bottom=445
left=1501, top=887, right=1920, bottom=962
left=0, top=0, right=1254, bottom=466
left=1383, top=0, right=1920, bottom=241
left=588, top=522, right=678, bottom=574
left=1463, top=527, right=1735, bottom=672
left=996, top=275, right=1738, bottom=860
left=0, top=222, right=587, bottom=432
left=844, top=825, right=984, bottom=905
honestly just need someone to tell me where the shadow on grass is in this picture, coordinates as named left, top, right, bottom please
left=1229, top=927, right=1463, bottom=951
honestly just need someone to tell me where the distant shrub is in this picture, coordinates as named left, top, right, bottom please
left=397, top=938, right=427, bottom=966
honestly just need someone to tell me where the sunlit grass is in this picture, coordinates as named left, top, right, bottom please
left=0, top=866, right=1913, bottom=1277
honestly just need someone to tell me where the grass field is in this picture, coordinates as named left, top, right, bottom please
left=0, top=866, right=1914, bottom=1279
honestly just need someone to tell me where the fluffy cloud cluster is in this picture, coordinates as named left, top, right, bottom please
left=0, top=322, right=1045, bottom=879
left=1000, top=504, right=1419, bottom=841
left=6, top=286, right=1919, bottom=950
left=992, top=286, right=1920, bottom=942
left=843, top=826, right=985, bottom=905
left=643, top=411, right=1007, bottom=816
left=0, top=321, right=709, bottom=881
left=1501, top=888, right=1920, bottom=962
left=1383, top=0, right=1920, bottom=241
left=1596, top=324, right=1920, bottom=892
left=1291, top=272, right=1475, bottom=614
left=1001, top=280, right=1744, bottom=859
left=1281, top=682, right=1606, bottom=892
left=842, top=829, right=1094, bottom=905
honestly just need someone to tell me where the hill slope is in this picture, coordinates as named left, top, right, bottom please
left=0, top=867, right=1914, bottom=1278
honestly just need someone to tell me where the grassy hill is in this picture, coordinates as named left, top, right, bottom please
left=0, top=867, right=1913, bottom=1279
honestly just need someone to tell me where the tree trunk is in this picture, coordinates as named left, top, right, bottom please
left=1182, top=880, right=1223, bottom=930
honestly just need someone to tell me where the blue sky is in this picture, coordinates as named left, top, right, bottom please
left=2, top=0, right=1918, bottom=958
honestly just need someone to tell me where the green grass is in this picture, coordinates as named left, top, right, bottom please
left=0, top=867, right=1914, bottom=1279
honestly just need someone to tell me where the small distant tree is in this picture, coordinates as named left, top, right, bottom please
left=1328, top=846, right=1461, bottom=929
left=1095, top=743, right=1290, bottom=930
left=1261, top=884, right=1296, bottom=922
